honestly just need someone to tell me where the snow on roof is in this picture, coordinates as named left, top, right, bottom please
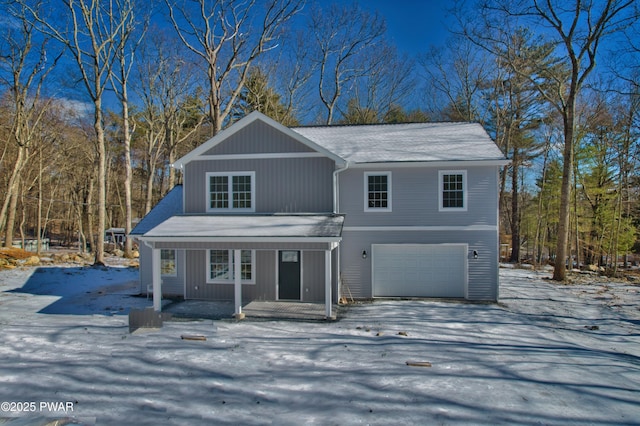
left=141, top=214, right=344, bottom=240
left=130, top=185, right=183, bottom=236
left=292, top=122, right=506, bottom=163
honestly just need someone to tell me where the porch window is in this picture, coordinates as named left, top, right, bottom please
left=206, top=172, right=255, bottom=212
left=365, top=172, right=392, bottom=211
left=439, top=170, right=467, bottom=211
left=207, top=249, right=255, bottom=284
left=160, top=249, right=176, bottom=276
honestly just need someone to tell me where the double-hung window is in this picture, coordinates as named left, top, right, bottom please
left=206, top=172, right=255, bottom=212
left=160, top=249, right=177, bottom=277
left=207, top=249, right=255, bottom=284
left=365, top=172, right=392, bottom=211
left=439, top=170, right=467, bottom=211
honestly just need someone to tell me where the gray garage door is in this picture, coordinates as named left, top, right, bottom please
left=372, top=244, right=467, bottom=298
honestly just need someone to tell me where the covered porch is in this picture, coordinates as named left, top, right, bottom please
left=137, top=214, right=344, bottom=319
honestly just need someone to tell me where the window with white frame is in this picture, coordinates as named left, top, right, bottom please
left=439, top=170, right=467, bottom=211
left=365, top=172, right=392, bottom=211
left=207, top=249, right=255, bottom=284
left=206, top=172, right=255, bottom=212
left=160, top=249, right=177, bottom=276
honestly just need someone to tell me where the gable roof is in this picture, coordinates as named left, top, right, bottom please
left=292, top=122, right=506, bottom=164
left=130, top=185, right=183, bottom=236
left=172, top=111, right=346, bottom=168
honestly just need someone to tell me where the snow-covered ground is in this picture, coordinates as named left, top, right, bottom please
left=0, top=264, right=638, bottom=425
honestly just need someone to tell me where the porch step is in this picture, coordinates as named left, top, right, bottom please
left=243, top=301, right=337, bottom=321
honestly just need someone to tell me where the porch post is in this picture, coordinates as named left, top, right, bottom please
left=325, top=249, right=332, bottom=319
left=152, top=248, right=162, bottom=311
left=233, top=249, right=244, bottom=319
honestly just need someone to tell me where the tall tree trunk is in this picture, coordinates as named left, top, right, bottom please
left=37, top=148, right=43, bottom=255
left=94, top=100, right=106, bottom=265
left=145, top=162, right=156, bottom=215
left=552, top=101, right=576, bottom=281
left=122, top=84, right=133, bottom=258
left=509, top=148, right=520, bottom=263
left=3, top=147, right=26, bottom=248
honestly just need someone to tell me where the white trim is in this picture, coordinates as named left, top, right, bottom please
left=325, top=250, right=332, bottom=318
left=343, top=225, right=497, bottom=232
left=364, top=171, right=392, bottom=212
left=193, top=152, right=326, bottom=161
left=233, top=249, right=242, bottom=315
left=206, top=249, right=256, bottom=285
left=152, top=248, right=162, bottom=311
left=439, top=170, right=467, bottom=212
left=348, top=160, right=509, bottom=168
left=173, top=111, right=346, bottom=168
left=206, top=171, right=255, bottom=213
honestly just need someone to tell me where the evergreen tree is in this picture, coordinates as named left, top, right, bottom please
left=234, top=67, right=298, bottom=126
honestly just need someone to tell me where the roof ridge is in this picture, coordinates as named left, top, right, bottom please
left=291, top=121, right=477, bottom=129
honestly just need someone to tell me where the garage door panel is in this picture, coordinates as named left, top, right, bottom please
left=372, top=244, right=467, bottom=298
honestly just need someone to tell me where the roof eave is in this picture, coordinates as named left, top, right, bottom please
left=135, top=236, right=343, bottom=243
left=347, top=159, right=511, bottom=168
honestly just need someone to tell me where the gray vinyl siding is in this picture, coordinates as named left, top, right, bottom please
left=138, top=242, right=151, bottom=294
left=338, top=166, right=499, bottom=227
left=204, top=120, right=315, bottom=155
left=137, top=244, right=184, bottom=296
left=302, top=251, right=325, bottom=302
left=184, top=157, right=335, bottom=213
left=160, top=250, right=185, bottom=296
left=339, top=230, right=498, bottom=301
left=183, top=249, right=332, bottom=302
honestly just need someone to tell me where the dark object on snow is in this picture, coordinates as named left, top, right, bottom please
left=129, top=307, right=170, bottom=333
left=181, top=335, right=207, bottom=341
left=406, top=361, right=432, bottom=367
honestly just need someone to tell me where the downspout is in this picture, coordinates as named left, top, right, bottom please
left=333, top=162, right=349, bottom=214
left=332, top=161, right=348, bottom=307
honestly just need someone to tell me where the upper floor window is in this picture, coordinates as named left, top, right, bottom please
left=160, top=249, right=177, bottom=276
left=365, top=172, right=392, bottom=211
left=206, top=172, right=255, bottom=212
left=439, top=170, right=467, bottom=211
left=207, top=249, right=255, bottom=284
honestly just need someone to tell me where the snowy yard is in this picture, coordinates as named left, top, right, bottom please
left=0, top=264, right=638, bottom=425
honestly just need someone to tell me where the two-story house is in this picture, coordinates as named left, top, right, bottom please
left=131, top=111, right=508, bottom=318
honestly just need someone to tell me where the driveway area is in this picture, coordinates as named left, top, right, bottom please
left=0, top=265, right=638, bottom=425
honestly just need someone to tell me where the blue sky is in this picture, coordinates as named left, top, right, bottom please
left=357, top=1, right=451, bottom=55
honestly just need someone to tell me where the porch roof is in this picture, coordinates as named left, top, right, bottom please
left=138, top=214, right=344, bottom=243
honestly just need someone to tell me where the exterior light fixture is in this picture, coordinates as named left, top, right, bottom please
left=473, top=250, right=478, bottom=259
left=362, top=250, right=367, bottom=259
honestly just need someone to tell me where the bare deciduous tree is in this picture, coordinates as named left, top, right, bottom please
left=134, top=28, right=205, bottom=213
left=308, top=2, right=386, bottom=124
left=23, top=0, right=137, bottom=264
left=164, top=0, right=303, bottom=135
left=0, top=1, right=60, bottom=248
left=109, top=1, right=147, bottom=258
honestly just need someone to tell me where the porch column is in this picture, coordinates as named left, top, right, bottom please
left=233, top=249, right=243, bottom=318
left=325, top=249, right=332, bottom=318
left=152, top=248, right=162, bottom=311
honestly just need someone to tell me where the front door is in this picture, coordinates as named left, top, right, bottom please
left=278, top=250, right=301, bottom=300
